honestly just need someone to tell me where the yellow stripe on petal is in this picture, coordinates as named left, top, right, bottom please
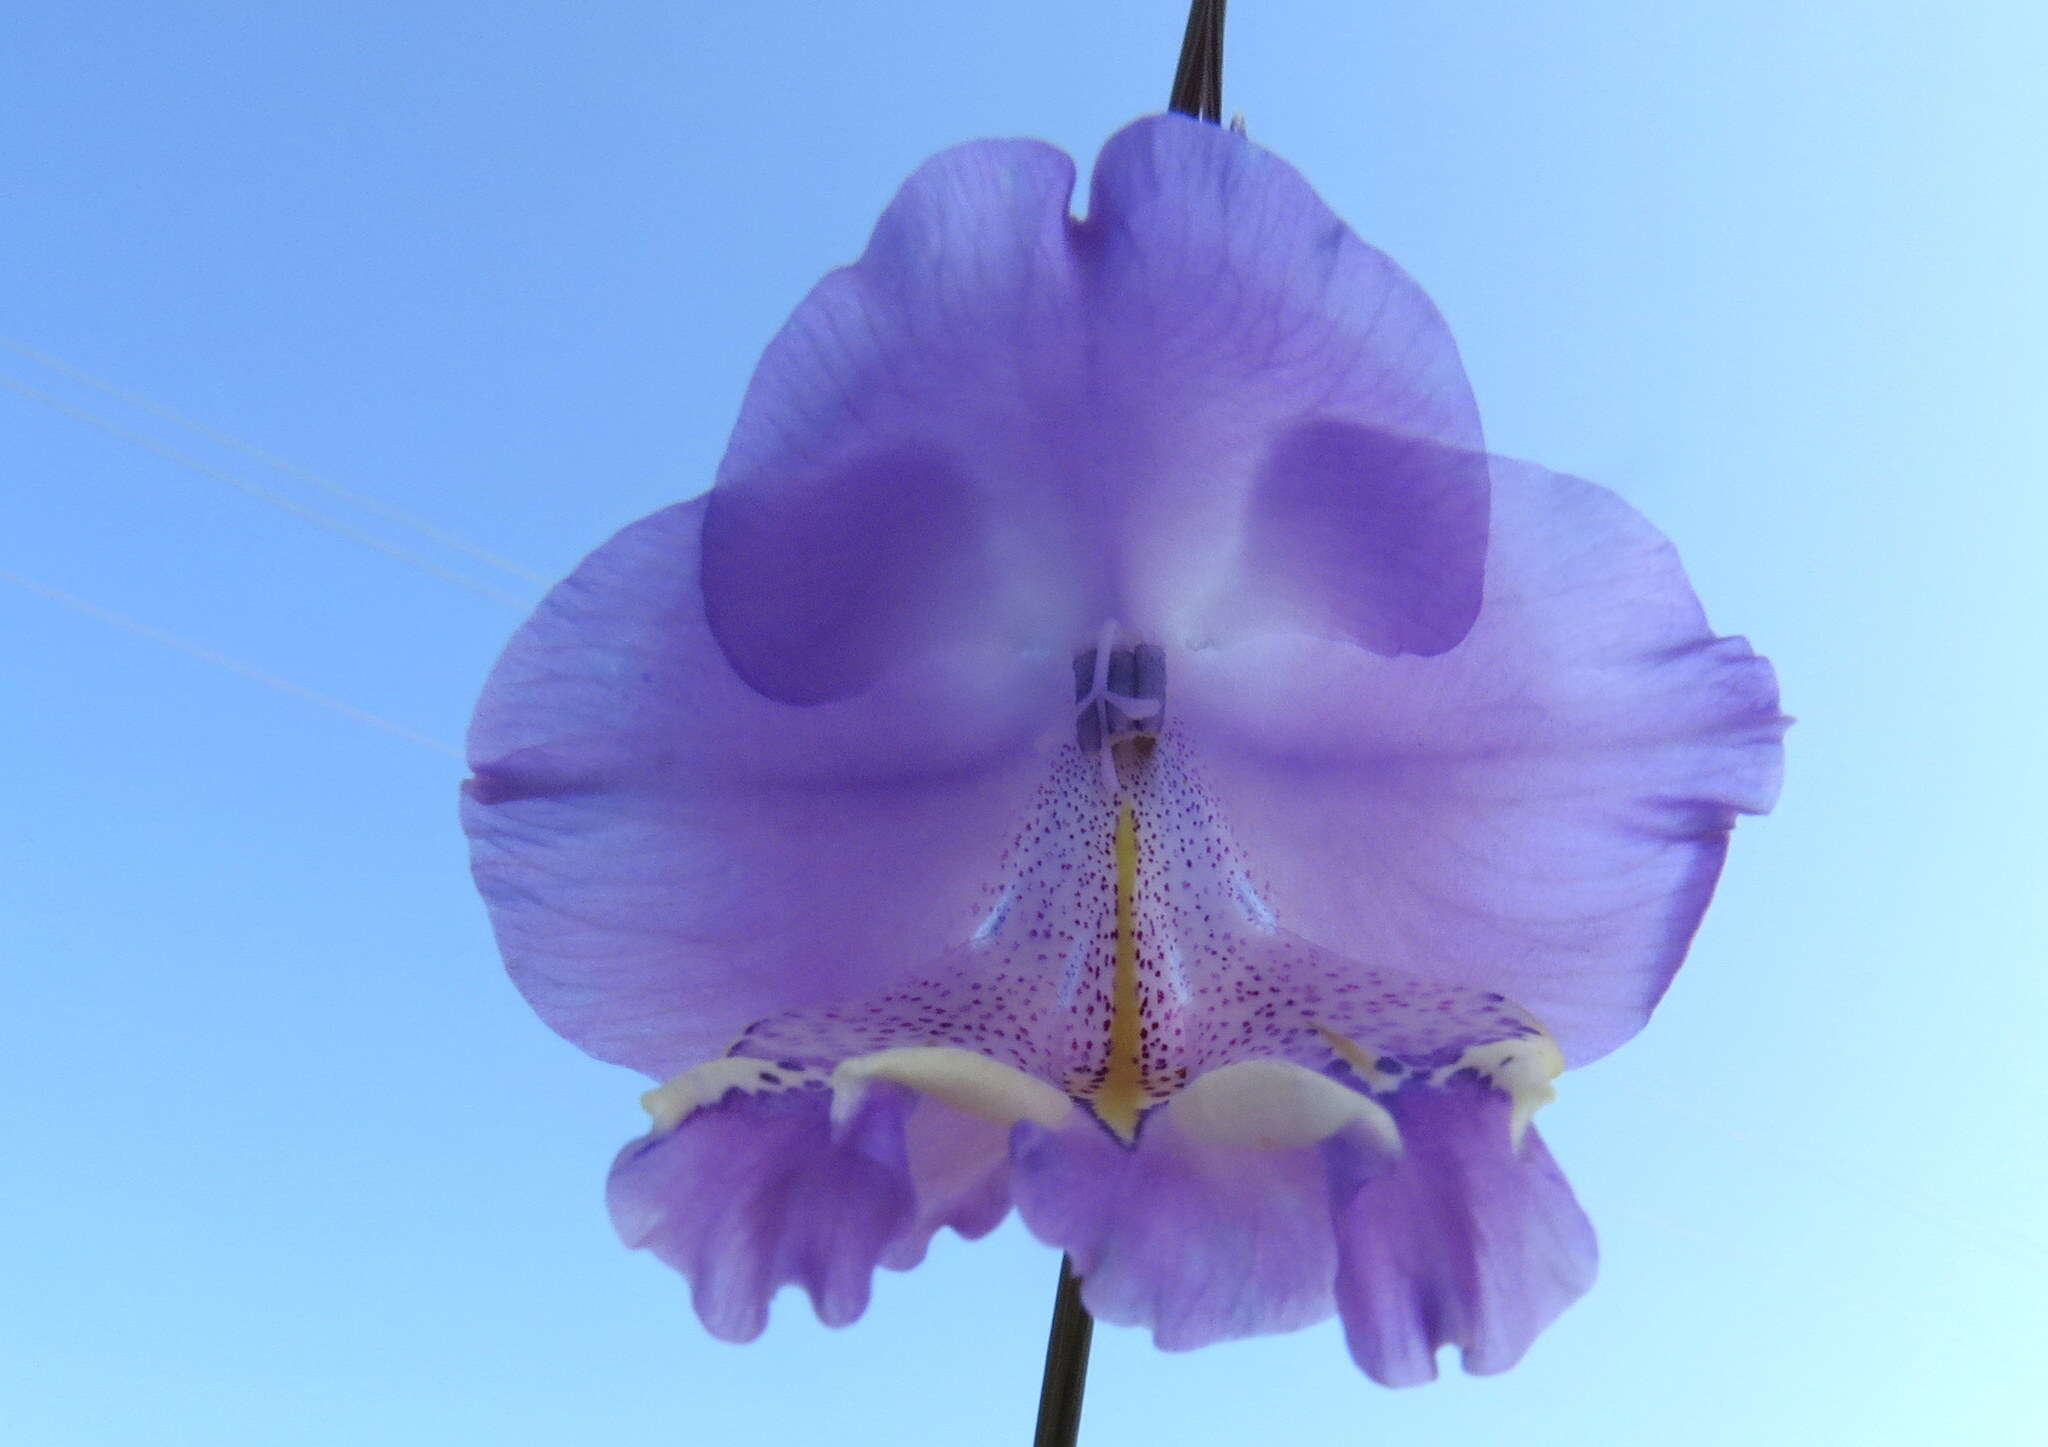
left=1092, top=801, right=1148, bottom=1141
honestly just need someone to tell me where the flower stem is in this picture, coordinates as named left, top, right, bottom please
left=1032, top=1255, right=1095, bottom=1447
left=1167, top=0, right=1227, bottom=123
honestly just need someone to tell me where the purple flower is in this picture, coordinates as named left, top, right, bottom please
left=461, top=115, right=1784, bottom=1384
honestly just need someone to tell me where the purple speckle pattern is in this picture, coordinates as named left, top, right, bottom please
left=729, top=728, right=1543, bottom=1127
left=733, top=744, right=1118, bottom=1097
left=1130, top=739, right=1544, bottom=1089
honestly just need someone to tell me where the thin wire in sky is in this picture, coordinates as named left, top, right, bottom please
left=0, top=372, right=535, bottom=611
left=1, top=567, right=464, bottom=760
left=0, top=335, right=549, bottom=586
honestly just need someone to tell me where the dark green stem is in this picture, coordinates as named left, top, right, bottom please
left=1032, top=1256, right=1095, bottom=1447
left=1168, top=0, right=1227, bottom=123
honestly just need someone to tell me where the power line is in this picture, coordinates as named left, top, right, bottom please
left=0, top=335, right=548, bottom=585
left=1, top=567, right=463, bottom=760
left=0, top=372, right=534, bottom=611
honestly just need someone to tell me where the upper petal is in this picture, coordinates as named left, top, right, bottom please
left=1084, top=116, right=1481, bottom=452
left=1081, top=115, right=1487, bottom=653
left=701, top=116, right=1495, bottom=701
left=702, top=137, right=1096, bottom=702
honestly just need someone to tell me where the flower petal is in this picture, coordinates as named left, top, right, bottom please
left=1231, top=418, right=1489, bottom=655
left=877, top=1087, right=1018, bottom=1271
left=701, top=440, right=997, bottom=705
left=1082, top=115, right=1488, bottom=655
left=607, top=1076, right=913, bottom=1342
left=1177, top=456, right=1786, bottom=1062
left=463, top=497, right=1059, bottom=1076
left=1009, top=1098, right=1358, bottom=1351
left=1085, top=115, right=1481, bottom=453
left=618, top=1049, right=1048, bottom=1326
left=702, top=137, right=1094, bottom=703
left=1333, top=1074, right=1597, bottom=1386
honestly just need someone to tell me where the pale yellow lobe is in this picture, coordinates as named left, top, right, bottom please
left=1172, top=1059, right=1402, bottom=1153
left=830, top=1045, right=1074, bottom=1129
left=641, top=1046, right=1074, bottom=1141
left=1091, top=801, right=1148, bottom=1142
left=1455, top=1035, right=1565, bottom=1150
left=640, top=1056, right=819, bottom=1134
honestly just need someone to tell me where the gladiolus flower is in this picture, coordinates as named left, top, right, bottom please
left=461, top=114, right=1784, bottom=1384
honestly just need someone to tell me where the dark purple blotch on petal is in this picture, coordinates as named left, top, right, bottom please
left=701, top=441, right=988, bottom=705
left=1240, top=419, right=1489, bottom=656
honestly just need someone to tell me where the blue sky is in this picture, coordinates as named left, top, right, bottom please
left=4, top=3, right=2042, bottom=1444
